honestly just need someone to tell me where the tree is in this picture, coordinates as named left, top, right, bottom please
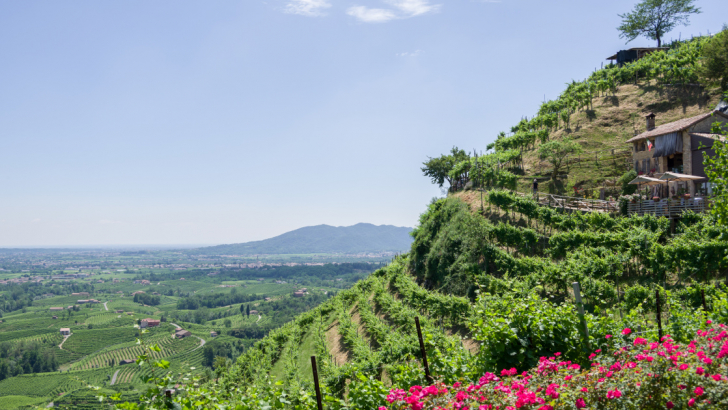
left=698, top=27, right=728, bottom=91
left=239, top=304, right=244, bottom=314
left=421, top=147, right=469, bottom=188
left=246, top=304, right=250, bottom=317
left=617, top=0, right=701, bottom=47
left=213, top=356, right=229, bottom=378
left=538, top=139, right=583, bottom=182
left=618, top=170, right=639, bottom=195
left=703, top=119, right=728, bottom=229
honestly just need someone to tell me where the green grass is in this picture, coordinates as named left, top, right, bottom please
left=0, top=395, right=47, bottom=409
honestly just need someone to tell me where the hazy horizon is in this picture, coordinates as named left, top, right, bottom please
left=0, top=222, right=413, bottom=248
left=2, top=0, right=725, bottom=247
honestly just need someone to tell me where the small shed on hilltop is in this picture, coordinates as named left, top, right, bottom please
left=606, top=47, right=667, bottom=66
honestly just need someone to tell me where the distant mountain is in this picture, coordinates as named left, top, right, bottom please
left=189, top=223, right=413, bottom=255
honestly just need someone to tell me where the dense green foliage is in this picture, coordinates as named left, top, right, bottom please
left=421, top=147, right=470, bottom=189
left=697, top=28, right=728, bottom=91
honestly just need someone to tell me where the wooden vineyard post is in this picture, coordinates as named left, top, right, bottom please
left=655, top=290, right=663, bottom=341
left=415, top=317, right=432, bottom=382
left=572, top=282, right=590, bottom=351
left=311, top=356, right=323, bottom=410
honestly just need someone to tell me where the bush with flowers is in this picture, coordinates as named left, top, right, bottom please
left=381, top=322, right=728, bottom=410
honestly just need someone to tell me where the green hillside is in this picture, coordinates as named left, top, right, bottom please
left=189, top=223, right=413, bottom=255
left=118, top=192, right=728, bottom=408
left=103, top=34, right=728, bottom=409
left=434, top=36, right=725, bottom=199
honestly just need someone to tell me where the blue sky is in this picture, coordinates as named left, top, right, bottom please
left=1, top=0, right=724, bottom=247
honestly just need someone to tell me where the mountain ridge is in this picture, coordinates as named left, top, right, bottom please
left=187, top=222, right=413, bottom=255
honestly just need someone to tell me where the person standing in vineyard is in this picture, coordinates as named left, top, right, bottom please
left=532, top=179, right=539, bottom=200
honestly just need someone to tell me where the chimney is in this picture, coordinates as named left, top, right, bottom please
left=645, top=112, right=656, bottom=131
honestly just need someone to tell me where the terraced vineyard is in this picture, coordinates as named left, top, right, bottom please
left=0, top=259, right=377, bottom=408
left=61, top=327, right=140, bottom=356
left=182, top=180, right=728, bottom=408
left=72, top=333, right=197, bottom=371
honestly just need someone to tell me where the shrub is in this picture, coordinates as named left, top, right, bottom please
left=383, top=322, right=728, bottom=410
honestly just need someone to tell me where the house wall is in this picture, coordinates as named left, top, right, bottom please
left=689, top=116, right=728, bottom=134
left=632, top=141, right=657, bottom=173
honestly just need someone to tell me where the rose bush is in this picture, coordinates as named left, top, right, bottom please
left=382, top=322, right=728, bottom=410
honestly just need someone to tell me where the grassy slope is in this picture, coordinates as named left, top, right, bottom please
left=516, top=83, right=722, bottom=195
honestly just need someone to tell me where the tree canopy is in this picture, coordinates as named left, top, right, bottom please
left=704, top=119, right=728, bottom=229
left=421, top=147, right=469, bottom=188
left=698, top=27, right=728, bottom=91
left=538, top=139, right=583, bottom=181
left=617, top=0, right=701, bottom=47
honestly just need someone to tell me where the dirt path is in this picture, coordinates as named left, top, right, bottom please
left=103, top=301, right=109, bottom=311
left=110, top=369, right=120, bottom=385
left=170, top=323, right=182, bottom=330
left=58, top=334, right=71, bottom=350
left=325, top=319, right=350, bottom=365
left=190, top=335, right=206, bottom=352
left=256, top=314, right=261, bottom=323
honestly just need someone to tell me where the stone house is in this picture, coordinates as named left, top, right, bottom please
left=626, top=110, right=728, bottom=196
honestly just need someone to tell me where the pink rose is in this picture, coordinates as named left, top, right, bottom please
left=666, top=401, right=674, bottom=409
left=606, top=389, right=622, bottom=399
left=575, top=398, right=586, bottom=409
left=695, top=386, right=704, bottom=396
left=634, top=337, right=648, bottom=346
left=622, top=328, right=632, bottom=335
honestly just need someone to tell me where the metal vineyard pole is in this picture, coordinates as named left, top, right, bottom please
left=311, top=356, right=323, bottom=410
left=415, top=317, right=432, bottom=382
left=572, top=282, right=590, bottom=351
left=655, top=290, right=663, bottom=341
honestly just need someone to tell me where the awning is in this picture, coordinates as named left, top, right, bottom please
left=658, top=172, right=704, bottom=182
left=628, top=176, right=663, bottom=185
left=652, top=132, right=682, bottom=158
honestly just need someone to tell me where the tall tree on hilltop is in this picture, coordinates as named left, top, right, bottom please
left=617, top=0, right=701, bottom=47
left=421, top=147, right=469, bottom=189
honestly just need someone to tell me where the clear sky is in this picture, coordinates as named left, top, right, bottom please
left=1, top=0, right=724, bottom=247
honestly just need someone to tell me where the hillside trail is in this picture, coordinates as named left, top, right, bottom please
left=170, top=323, right=182, bottom=330
left=256, top=314, right=261, bottom=323
left=110, top=369, right=120, bottom=385
left=58, top=334, right=70, bottom=350
left=191, top=335, right=206, bottom=351
left=104, top=301, right=108, bottom=311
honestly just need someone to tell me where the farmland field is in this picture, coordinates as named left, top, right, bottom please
left=0, top=258, right=372, bottom=407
